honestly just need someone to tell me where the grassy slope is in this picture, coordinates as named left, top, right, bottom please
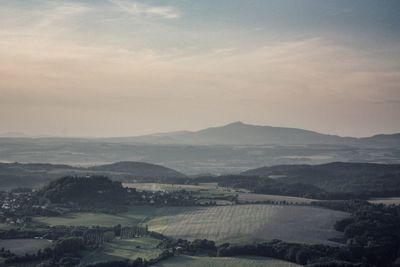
left=35, top=204, right=347, bottom=245
left=153, top=255, right=299, bottom=267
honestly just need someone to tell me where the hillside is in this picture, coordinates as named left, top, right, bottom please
left=89, top=161, right=185, bottom=178
left=241, top=162, right=400, bottom=195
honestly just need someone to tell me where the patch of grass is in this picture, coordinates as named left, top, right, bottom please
left=81, top=237, right=162, bottom=264
left=0, top=239, right=51, bottom=256
left=153, top=255, right=299, bottom=267
left=0, top=223, right=17, bottom=231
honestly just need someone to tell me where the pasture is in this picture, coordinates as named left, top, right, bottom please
left=81, top=237, right=162, bottom=264
left=153, top=255, right=299, bottom=267
left=0, top=239, right=51, bottom=256
left=35, top=204, right=347, bottom=245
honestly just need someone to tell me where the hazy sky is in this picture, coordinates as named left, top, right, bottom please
left=1, top=0, right=399, bottom=137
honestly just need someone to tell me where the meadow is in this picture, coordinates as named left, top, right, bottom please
left=35, top=204, right=347, bottom=245
left=152, top=255, right=300, bottom=267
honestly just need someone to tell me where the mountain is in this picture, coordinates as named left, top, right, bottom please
left=102, top=122, right=400, bottom=146
left=0, top=161, right=185, bottom=190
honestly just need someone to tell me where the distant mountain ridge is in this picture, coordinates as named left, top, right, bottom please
left=101, top=122, right=400, bottom=146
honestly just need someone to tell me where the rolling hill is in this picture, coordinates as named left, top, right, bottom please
left=241, top=162, right=400, bottom=194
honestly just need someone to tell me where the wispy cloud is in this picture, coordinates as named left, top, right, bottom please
left=110, top=0, right=180, bottom=19
left=0, top=1, right=399, bottom=136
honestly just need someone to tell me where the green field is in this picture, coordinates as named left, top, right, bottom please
left=35, top=204, right=347, bottom=245
left=153, top=256, right=299, bottom=267
left=0, top=239, right=51, bottom=256
left=82, top=237, right=162, bottom=264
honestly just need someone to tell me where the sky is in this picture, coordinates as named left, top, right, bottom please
left=0, top=0, right=399, bottom=137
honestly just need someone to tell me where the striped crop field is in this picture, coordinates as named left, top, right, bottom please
left=145, top=204, right=347, bottom=245
left=153, top=255, right=300, bottom=267
left=35, top=204, right=348, bottom=245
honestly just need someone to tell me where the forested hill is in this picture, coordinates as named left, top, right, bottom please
left=37, top=176, right=128, bottom=207
left=88, top=161, right=185, bottom=178
left=241, top=162, right=400, bottom=195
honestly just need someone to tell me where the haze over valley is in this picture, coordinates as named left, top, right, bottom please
left=1, top=122, right=399, bottom=174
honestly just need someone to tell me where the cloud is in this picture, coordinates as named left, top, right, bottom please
left=110, top=0, right=180, bottom=19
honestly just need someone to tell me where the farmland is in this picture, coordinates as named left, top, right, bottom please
left=146, top=205, right=347, bottom=244
left=81, top=237, right=162, bottom=264
left=34, top=204, right=347, bottom=245
left=0, top=239, right=51, bottom=256
left=237, top=193, right=314, bottom=204
left=153, top=255, right=299, bottom=267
